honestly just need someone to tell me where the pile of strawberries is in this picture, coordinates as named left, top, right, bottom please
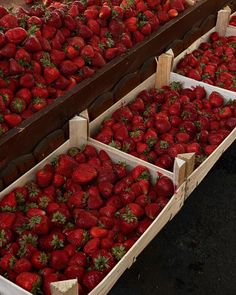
left=0, top=144, right=174, bottom=294
left=176, top=32, right=236, bottom=91
left=229, top=15, right=236, bottom=26
left=0, top=0, right=187, bottom=135
left=93, top=82, right=236, bottom=170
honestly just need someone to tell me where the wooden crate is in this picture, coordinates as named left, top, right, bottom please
left=172, top=11, right=236, bottom=96
left=89, top=72, right=236, bottom=198
left=0, top=116, right=186, bottom=295
left=0, top=0, right=235, bottom=192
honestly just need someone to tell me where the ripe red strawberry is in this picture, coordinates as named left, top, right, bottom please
left=0, top=43, right=17, bottom=58
left=66, top=229, right=89, bottom=247
left=31, top=98, right=47, bottom=112
left=13, top=258, right=32, bottom=273
left=209, top=92, right=224, bottom=107
left=74, top=209, right=98, bottom=228
left=39, top=232, right=65, bottom=251
left=68, top=252, right=87, bottom=269
left=5, top=27, right=28, bottom=44
left=90, top=227, right=108, bottom=239
left=16, top=272, right=41, bottom=293
left=72, top=163, right=98, bottom=184
left=155, top=176, right=174, bottom=197
left=87, top=186, right=104, bottom=209
left=36, top=167, right=53, bottom=188
left=145, top=203, right=161, bottom=219
left=64, top=264, right=85, bottom=281
left=4, top=113, right=22, bottom=127
left=0, top=253, right=16, bottom=270
left=31, top=251, right=49, bottom=270
left=9, top=58, right=24, bottom=75
left=83, top=238, right=100, bottom=256
left=54, top=154, right=78, bottom=177
left=0, top=14, right=18, bottom=29
left=49, top=250, right=69, bottom=270
left=83, top=270, right=104, bottom=291
left=50, top=208, right=69, bottom=228
left=119, top=207, right=138, bottom=234
left=0, top=191, right=17, bottom=211
left=60, top=60, right=78, bottom=75
left=20, top=73, right=35, bottom=88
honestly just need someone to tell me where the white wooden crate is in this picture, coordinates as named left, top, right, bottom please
left=172, top=23, right=236, bottom=96
left=89, top=72, right=236, bottom=199
left=0, top=116, right=185, bottom=295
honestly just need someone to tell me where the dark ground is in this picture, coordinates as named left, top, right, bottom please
left=109, top=141, right=236, bottom=295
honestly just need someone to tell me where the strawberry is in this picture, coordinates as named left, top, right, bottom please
left=9, top=58, right=25, bottom=75
left=0, top=43, right=17, bottom=58
left=13, top=258, right=32, bottom=273
left=60, top=60, right=78, bottom=75
left=83, top=270, right=104, bottom=291
left=105, top=47, right=119, bottom=60
left=66, top=229, right=89, bottom=247
left=111, top=245, right=126, bottom=261
left=4, top=114, right=22, bottom=127
left=155, top=176, right=174, bottom=197
left=54, top=154, right=78, bottom=177
left=72, top=163, right=97, bottom=184
left=39, top=232, right=65, bottom=251
left=209, top=92, right=224, bottom=107
left=68, top=252, right=87, bottom=268
left=145, top=203, right=161, bottom=219
left=74, top=209, right=98, bottom=228
left=119, top=207, right=138, bottom=234
left=64, top=265, right=85, bottom=281
left=92, top=52, right=106, bottom=67
left=83, top=238, right=100, bottom=256
left=0, top=191, right=17, bottom=211
left=49, top=250, right=69, bottom=270
left=50, top=208, right=69, bottom=228
left=87, top=186, right=104, bottom=209
left=43, top=64, right=60, bottom=85
left=5, top=27, right=28, bottom=44
left=31, top=251, right=49, bottom=270
left=79, top=25, right=93, bottom=39
left=0, top=14, right=18, bottom=29
left=16, top=272, right=41, bottom=293
left=36, top=167, right=54, bottom=188
left=20, top=73, right=35, bottom=88
left=31, top=98, right=47, bottom=112
left=90, top=227, right=108, bottom=239
left=0, top=253, right=16, bottom=270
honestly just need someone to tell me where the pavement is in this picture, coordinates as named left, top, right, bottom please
left=109, top=141, right=236, bottom=295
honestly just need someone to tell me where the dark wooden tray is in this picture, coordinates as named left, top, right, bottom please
left=0, top=0, right=235, bottom=190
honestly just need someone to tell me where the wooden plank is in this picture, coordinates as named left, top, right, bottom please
left=215, top=6, right=231, bottom=36
left=50, top=280, right=78, bottom=295
left=177, top=153, right=195, bottom=178
left=173, top=158, right=186, bottom=187
left=155, top=53, right=173, bottom=89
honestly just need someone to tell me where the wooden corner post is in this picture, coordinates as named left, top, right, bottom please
left=69, top=115, right=88, bottom=148
left=155, top=53, right=173, bottom=89
left=215, top=6, right=231, bottom=36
